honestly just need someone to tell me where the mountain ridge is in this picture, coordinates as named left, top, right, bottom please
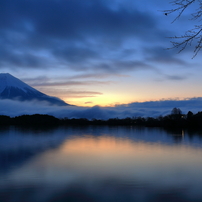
left=0, top=73, right=69, bottom=106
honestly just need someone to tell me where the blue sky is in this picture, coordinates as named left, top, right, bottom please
left=0, top=0, right=202, bottom=110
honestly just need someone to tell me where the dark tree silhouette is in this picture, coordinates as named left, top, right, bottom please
left=171, top=107, right=182, bottom=115
left=164, top=0, right=202, bottom=57
left=187, top=111, right=194, bottom=119
left=1, top=110, right=202, bottom=129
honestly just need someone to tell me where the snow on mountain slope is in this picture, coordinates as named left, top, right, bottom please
left=0, top=73, right=68, bottom=106
left=0, top=73, right=37, bottom=93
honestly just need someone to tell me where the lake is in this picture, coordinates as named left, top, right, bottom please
left=0, top=126, right=202, bottom=202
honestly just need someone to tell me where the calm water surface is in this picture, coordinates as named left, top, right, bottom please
left=0, top=126, right=202, bottom=202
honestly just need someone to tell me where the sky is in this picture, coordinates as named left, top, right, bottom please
left=1, top=0, right=202, bottom=113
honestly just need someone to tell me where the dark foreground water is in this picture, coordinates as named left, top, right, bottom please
left=0, top=126, right=202, bottom=202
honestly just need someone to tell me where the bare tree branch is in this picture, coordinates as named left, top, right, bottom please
left=164, top=0, right=197, bottom=23
left=163, top=0, right=202, bottom=57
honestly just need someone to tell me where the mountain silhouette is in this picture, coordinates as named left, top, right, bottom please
left=0, top=73, right=68, bottom=106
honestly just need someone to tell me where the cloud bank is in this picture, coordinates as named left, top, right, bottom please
left=1, top=98, right=202, bottom=120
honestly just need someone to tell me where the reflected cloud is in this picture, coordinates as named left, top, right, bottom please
left=1, top=129, right=202, bottom=202
left=0, top=127, right=68, bottom=174
left=2, top=129, right=202, bottom=183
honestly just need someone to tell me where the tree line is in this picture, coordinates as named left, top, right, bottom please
left=0, top=108, right=202, bottom=128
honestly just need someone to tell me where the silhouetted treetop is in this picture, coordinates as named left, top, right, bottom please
left=171, top=107, right=182, bottom=115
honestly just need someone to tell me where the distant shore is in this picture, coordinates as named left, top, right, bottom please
left=0, top=108, right=202, bottom=129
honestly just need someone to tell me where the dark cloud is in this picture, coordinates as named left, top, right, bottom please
left=53, top=46, right=100, bottom=63
left=69, top=73, right=128, bottom=80
left=0, top=50, right=46, bottom=68
left=21, top=74, right=112, bottom=87
left=155, top=73, right=188, bottom=82
left=144, top=46, right=188, bottom=66
left=33, top=88, right=103, bottom=99
left=165, top=75, right=187, bottom=81
left=58, top=90, right=103, bottom=99
left=65, top=91, right=102, bottom=95
left=114, top=61, right=154, bottom=71
left=84, top=101, right=93, bottom=104
left=52, top=90, right=103, bottom=99
left=0, top=0, right=168, bottom=72
left=89, top=60, right=155, bottom=73
left=120, top=49, right=137, bottom=58
left=22, top=76, right=50, bottom=84
left=31, top=80, right=111, bottom=87
left=26, top=0, right=158, bottom=40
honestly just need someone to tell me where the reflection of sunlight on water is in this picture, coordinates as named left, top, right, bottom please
left=6, top=136, right=202, bottom=184
left=1, top=130, right=202, bottom=201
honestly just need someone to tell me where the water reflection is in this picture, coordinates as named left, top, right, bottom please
left=0, top=126, right=202, bottom=202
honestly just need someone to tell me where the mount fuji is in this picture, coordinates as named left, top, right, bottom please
left=0, top=73, right=68, bottom=106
